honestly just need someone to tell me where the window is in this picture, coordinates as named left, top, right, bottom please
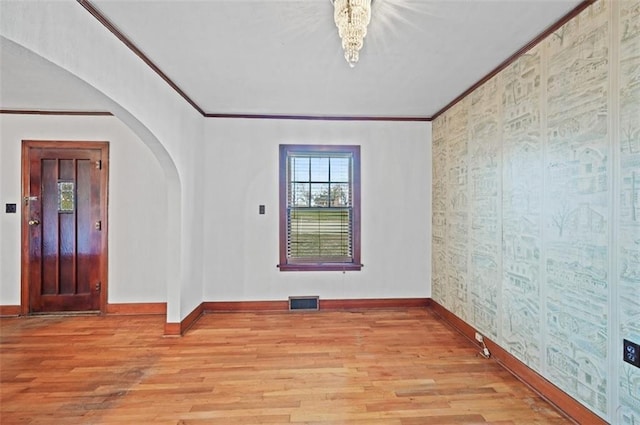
left=279, top=144, right=361, bottom=271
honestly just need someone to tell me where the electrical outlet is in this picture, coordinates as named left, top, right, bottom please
left=623, top=339, right=640, bottom=368
left=475, top=332, right=483, bottom=343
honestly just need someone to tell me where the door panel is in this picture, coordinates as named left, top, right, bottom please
left=23, top=141, right=108, bottom=314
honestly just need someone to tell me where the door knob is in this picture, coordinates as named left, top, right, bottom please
left=28, top=219, right=40, bottom=226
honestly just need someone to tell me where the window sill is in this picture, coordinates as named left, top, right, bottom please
left=278, top=263, right=362, bottom=272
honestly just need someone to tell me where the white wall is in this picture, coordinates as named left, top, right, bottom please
left=1, top=2, right=433, bottom=317
left=0, top=114, right=167, bottom=305
left=203, top=118, right=432, bottom=301
left=1, top=0, right=205, bottom=321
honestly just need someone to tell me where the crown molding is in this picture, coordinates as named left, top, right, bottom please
left=77, top=0, right=593, bottom=123
left=205, top=113, right=431, bottom=122
left=431, top=0, right=596, bottom=120
left=77, top=0, right=206, bottom=116
left=0, top=109, right=112, bottom=116
left=75, top=0, right=426, bottom=122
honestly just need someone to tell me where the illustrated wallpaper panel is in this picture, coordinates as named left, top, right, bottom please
left=501, top=46, right=543, bottom=371
left=430, top=1, right=640, bottom=421
left=432, top=118, right=448, bottom=306
left=445, top=99, right=472, bottom=321
left=544, top=3, right=610, bottom=415
left=618, top=1, right=640, bottom=423
left=468, top=77, right=501, bottom=339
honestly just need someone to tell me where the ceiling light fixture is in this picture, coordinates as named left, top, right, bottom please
left=332, top=0, right=372, bottom=68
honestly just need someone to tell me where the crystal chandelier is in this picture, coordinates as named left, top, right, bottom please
left=332, top=0, right=372, bottom=67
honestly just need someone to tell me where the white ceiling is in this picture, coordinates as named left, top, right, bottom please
left=1, top=0, right=584, bottom=118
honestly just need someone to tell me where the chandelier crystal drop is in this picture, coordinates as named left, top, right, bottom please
left=333, top=0, right=372, bottom=68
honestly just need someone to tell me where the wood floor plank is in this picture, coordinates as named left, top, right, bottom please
left=0, top=309, right=573, bottom=424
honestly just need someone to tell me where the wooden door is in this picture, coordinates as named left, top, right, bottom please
left=22, top=141, right=108, bottom=314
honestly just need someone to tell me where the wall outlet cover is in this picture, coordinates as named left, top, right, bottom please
left=623, top=339, right=640, bottom=368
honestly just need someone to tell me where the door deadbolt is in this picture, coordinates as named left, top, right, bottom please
left=28, top=219, right=40, bottom=226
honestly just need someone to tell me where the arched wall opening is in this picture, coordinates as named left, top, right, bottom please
left=0, top=33, right=189, bottom=325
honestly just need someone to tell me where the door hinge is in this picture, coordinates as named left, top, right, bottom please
left=95, top=160, right=102, bottom=170
left=95, top=220, right=102, bottom=231
left=95, top=282, right=101, bottom=292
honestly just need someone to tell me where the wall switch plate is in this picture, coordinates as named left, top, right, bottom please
left=5, top=203, right=16, bottom=213
left=259, top=205, right=265, bottom=215
left=623, top=339, right=640, bottom=368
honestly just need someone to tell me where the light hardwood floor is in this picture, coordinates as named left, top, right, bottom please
left=1, top=308, right=572, bottom=424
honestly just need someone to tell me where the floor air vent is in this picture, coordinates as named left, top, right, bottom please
left=289, top=296, right=319, bottom=311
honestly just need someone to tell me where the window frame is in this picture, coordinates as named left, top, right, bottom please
left=278, top=144, right=361, bottom=272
